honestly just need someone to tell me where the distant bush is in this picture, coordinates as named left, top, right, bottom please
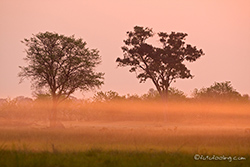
left=141, top=88, right=161, bottom=101
left=141, top=88, right=187, bottom=101
left=34, top=92, right=51, bottom=101
left=192, top=81, right=248, bottom=102
left=92, top=90, right=126, bottom=102
left=168, top=87, right=187, bottom=101
left=92, top=88, right=187, bottom=102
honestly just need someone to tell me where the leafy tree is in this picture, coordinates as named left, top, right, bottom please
left=193, top=81, right=243, bottom=101
left=19, top=32, right=104, bottom=127
left=116, top=26, right=204, bottom=99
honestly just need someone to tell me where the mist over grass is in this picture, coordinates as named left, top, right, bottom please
left=0, top=98, right=249, bottom=123
left=0, top=99, right=249, bottom=166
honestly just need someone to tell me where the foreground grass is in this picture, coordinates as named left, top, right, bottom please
left=0, top=149, right=249, bottom=167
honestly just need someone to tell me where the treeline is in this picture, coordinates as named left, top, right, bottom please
left=92, top=81, right=249, bottom=102
left=1, top=81, right=249, bottom=105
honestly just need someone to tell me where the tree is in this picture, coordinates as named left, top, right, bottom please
left=19, top=32, right=104, bottom=127
left=193, top=81, right=243, bottom=101
left=116, top=26, right=204, bottom=99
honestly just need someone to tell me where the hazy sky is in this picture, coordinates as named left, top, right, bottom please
left=0, top=0, right=249, bottom=99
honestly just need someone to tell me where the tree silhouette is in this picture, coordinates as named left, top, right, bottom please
left=19, top=32, right=104, bottom=127
left=116, top=26, right=204, bottom=99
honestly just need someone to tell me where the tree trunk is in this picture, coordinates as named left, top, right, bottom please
left=161, top=88, right=169, bottom=124
left=161, top=89, right=168, bottom=102
left=152, top=81, right=169, bottom=123
left=49, top=98, right=65, bottom=129
left=50, top=100, right=57, bottom=128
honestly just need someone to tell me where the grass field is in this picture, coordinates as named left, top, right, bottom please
left=0, top=100, right=249, bottom=166
left=1, top=149, right=249, bottom=167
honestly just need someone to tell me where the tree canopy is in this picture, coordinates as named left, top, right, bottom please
left=19, top=32, right=104, bottom=103
left=116, top=26, right=204, bottom=99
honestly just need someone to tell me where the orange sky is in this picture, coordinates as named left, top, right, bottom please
left=0, top=0, right=249, bottom=99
